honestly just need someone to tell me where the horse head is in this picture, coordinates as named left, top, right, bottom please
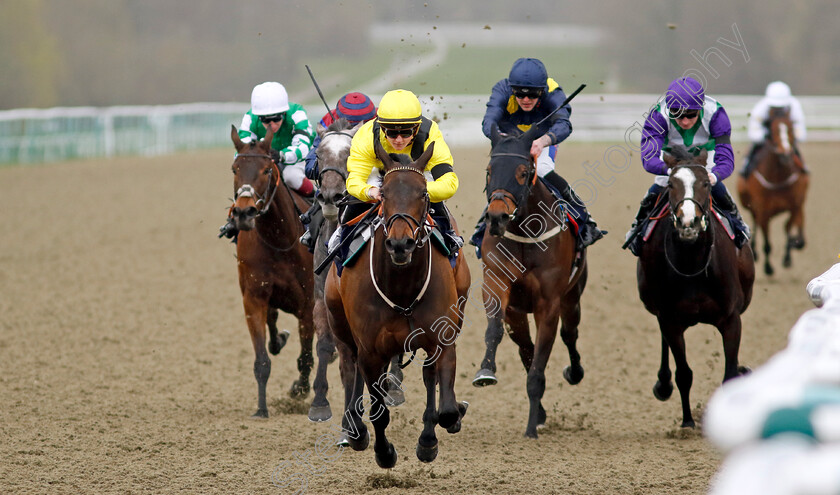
left=373, top=137, right=434, bottom=266
left=485, top=123, right=545, bottom=236
left=664, top=149, right=711, bottom=243
left=315, top=118, right=362, bottom=221
left=768, top=107, right=796, bottom=169
left=229, top=125, right=279, bottom=231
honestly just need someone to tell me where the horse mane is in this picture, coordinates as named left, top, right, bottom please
left=327, top=117, right=352, bottom=132
left=666, top=147, right=695, bottom=165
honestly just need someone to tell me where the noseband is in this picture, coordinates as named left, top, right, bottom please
left=233, top=152, right=280, bottom=216
left=381, top=166, right=432, bottom=245
left=670, top=196, right=709, bottom=232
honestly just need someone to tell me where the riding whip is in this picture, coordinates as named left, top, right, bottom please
left=533, top=83, right=586, bottom=128
left=305, top=65, right=334, bottom=117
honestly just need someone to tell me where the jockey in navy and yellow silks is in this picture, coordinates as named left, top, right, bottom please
left=471, top=58, right=605, bottom=256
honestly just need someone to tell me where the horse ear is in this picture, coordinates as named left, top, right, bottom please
left=663, top=152, right=677, bottom=169
left=696, top=149, right=708, bottom=165
left=373, top=132, right=393, bottom=169
left=348, top=121, right=364, bottom=137
left=490, top=123, right=503, bottom=147
left=261, top=126, right=275, bottom=154
left=412, top=141, right=435, bottom=171
left=231, top=125, right=245, bottom=152
left=521, top=122, right=544, bottom=144
left=317, top=123, right=327, bottom=137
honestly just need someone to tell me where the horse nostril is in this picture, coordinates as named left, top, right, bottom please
left=384, top=238, right=394, bottom=251
left=332, top=193, right=344, bottom=205
left=315, top=192, right=325, bottom=203
left=245, top=206, right=258, bottom=218
left=404, top=238, right=416, bottom=251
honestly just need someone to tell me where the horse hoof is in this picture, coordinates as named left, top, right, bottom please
left=563, top=365, right=584, bottom=385
left=681, top=419, right=696, bottom=429
left=472, top=369, right=498, bottom=387
left=308, top=404, right=332, bottom=422
left=537, top=404, right=547, bottom=427
left=384, top=388, right=405, bottom=407
left=347, top=429, right=370, bottom=452
left=438, top=407, right=460, bottom=430
left=783, top=257, right=792, bottom=268
left=524, top=428, right=539, bottom=439
left=653, top=380, right=673, bottom=401
left=268, top=330, right=290, bottom=355
left=738, top=365, right=752, bottom=376
left=765, top=264, right=774, bottom=276
left=328, top=350, right=339, bottom=364
left=375, top=443, right=398, bottom=469
left=416, top=441, right=438, bottom=463
left=251, top=409, right=269, bottom=419
left=446, top=419, right=462, bottom=434
left=335, top=433, right=350, bottom=447
left=289, top=380, right=310, bottom=399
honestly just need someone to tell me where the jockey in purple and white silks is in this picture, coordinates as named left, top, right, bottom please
left=623, top=76, right=750, bottom=255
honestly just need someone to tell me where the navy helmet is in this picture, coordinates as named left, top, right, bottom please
left=509, top=58, right=548, bottom=92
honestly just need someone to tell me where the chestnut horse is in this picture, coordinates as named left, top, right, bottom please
left=638, top=149, right=754, bottom=428
left=737, top=107, right=809, bottom=276
left=229, top=125, right=330, bottom=418
left=325, top=140, right=470, bottom=468
left=307, top=118, right=405, bottom=422
left=472, top=124, right=588, bottom=439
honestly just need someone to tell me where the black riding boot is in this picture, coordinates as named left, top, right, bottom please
left=544, top=171, right=605, bottom=249
left=468, top=205, right=488, bottom=259
left=622, top=191, right=659, bottom=256
left=430, top=203, right=464, bottom=257
left=713, top=187, right=751, bottom=248
left=740, top=143, right=761, bottom=178
left=298, top=201, right=323, bottom=253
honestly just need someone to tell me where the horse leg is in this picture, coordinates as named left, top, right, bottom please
left=760, top=218, right=774, bottom=276
left=416, top=358, right=439, bottom=462
left=244, top=296, right=272, bottom=418
left=266, top=307, right=289, bottom=355
left=289, top=308, right=314, bottom=399
left=308, top=297, right=335, bottom=422
left=505, top=310, right=546, bottom=426
left=559, top=277, right=585, bottom=386
left=436, top=344, right=464, bottom=432
left=652, top=336, right=673, bottom=401
left=658, top=318, right=694, bottom=428
left=473, top=312, right=505, bottom=387
left=341, top=358, right=370, bottom=451
left=524, top=303, right=559, bottom=439
left=360, top=356, right=397, bottom=469
left=718, top=314, right=749, bottom=381
left=384, top=354, right=405, bottom=406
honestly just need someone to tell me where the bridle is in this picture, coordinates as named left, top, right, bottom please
left=380, top=166, right=433, bottom=247
left=487, top=151, right=536, bottom=222
left=316, top=130, right=354, bottom=184
left=233, top=152, right=280, bottom=217
left=664, top=168, right=714, bottom=277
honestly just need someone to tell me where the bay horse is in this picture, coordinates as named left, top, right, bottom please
left=638, top=148, right=755, bottom=428
left=229, top=125, right=330, bottom=419
left=472, top=124, right=588, bottom=439
left=737, top=106, right=809, bottom=276
left=324, top=139, right=471, bottom=468
left=307, top=118, right=406, bottom=422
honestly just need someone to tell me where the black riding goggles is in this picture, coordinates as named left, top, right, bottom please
left=668, top=108, right=699, bottom=120
left=511, top=86, right=544, bottom=99
left=382, top=125, right=419, bottom=139
left=259, top=113, right=285, bottom=124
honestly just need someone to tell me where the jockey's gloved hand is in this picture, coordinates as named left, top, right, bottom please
left=280, top=150, right=298, bottom=164
left=269, top=149, right=280, bottom=164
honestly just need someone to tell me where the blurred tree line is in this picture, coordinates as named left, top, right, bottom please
left=2, top=0, right=838, bottom=110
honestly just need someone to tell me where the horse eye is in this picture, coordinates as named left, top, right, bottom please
left=263, top=167, right=270, bottom=175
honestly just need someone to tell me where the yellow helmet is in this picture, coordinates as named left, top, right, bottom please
left=377, top=89, right=422, bottom=125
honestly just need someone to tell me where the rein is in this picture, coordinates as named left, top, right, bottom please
left=234, top=152, right=298, bottom=252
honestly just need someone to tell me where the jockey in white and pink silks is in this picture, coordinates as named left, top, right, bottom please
left=623, top=76, right=750, bottom=255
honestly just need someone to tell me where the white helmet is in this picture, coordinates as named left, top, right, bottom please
left=250, top=82, right=289, bottom=115
left=765, top=81, right=792, bottom=107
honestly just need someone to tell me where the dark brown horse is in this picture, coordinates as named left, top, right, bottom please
left=324, top=140, right=470, bottom=468
left=472, top=124, right=588, bottom=439
left=737, top=107, right=809, bottom=276
left=307, top=118, right=405, bottom=422
left=638, top=149, right=755, bottom=428
left=229, top=125, right=329, bottom=418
